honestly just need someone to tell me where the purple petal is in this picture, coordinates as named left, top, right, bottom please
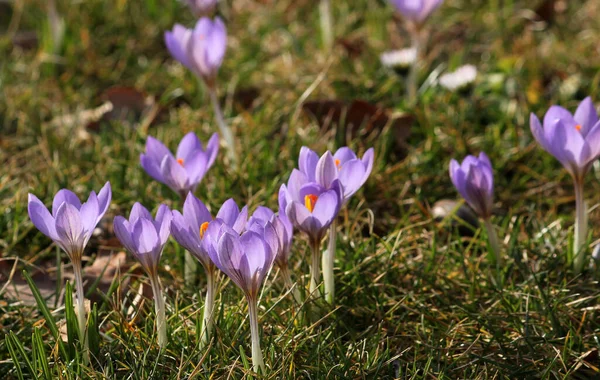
left=176, top=132, right=202, bottom=163
left=132, top=218, right=159, bottom=256
left=183, top=150, right=208, bottom=186
left=55, top=203, right=84, bottom=254
left=333, top=147, right=357, bottom=165
left=583, top=120, right=600, bottom=161
left=204, top=133, right=220, bottom=168
left=287, top=169, right=309, bottom=202
left=312, top=189, right=340, bottom=228
left=130, top=202, right=153, bottom=224
left=183, top=193, right=212, bottom=230
left=216, top=230, right=244, bottom=279
left=338, top=159, right=367, bottom=199
left=316, top=151, right=338, bottom=189
left=140, top=153, right=166, bottom=183
left=165, top=24, right=193, bottom=69
left=79, top=192, right=99, bottom=242
left=233, top=206, right=248, bottom=233
left=96, top=182, right=112, bottom=220
left=250, top=206, right=275, bottom=223
left=286, top=201, right=319, bottom=238
left=160, top=155, right=190, bottom=194
left=154, top=204, right=172, bottom=245
left=114, top=216, right=136, bottom=254
left=216, top=199, right=240, bottom=228
left=574, top=97, right=599, bottom=136
left=544, top=105, right=576, bottom=130
left=205, top=17, right=227, bottom=72
left=28, top=194, right=58, bottom=240
left=52, top=189, right=81, bottom=216
left=299, top=147, right=319, bottom=181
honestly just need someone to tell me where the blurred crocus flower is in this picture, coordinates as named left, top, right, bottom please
left=186, top=0, right=218, bottom=18
left=380, top=48, right=417, bottom=75
left=170, top=195, right=247, bottom=347
left=299, top=147, right=374, bottom=203
left=164, top=17, right=237, bottom=167
left=530, top=97, right=600, bottom=273
left=246, top=205, right=300, bottom=304
left=28, top=182, right=112, bottom=361
left=205, top=219, right=277, bottom=374
left=140, top=132, right=218, bottom=199
left=165, top=17, right=226, bottom=88
left=389, top=0, right=443, bottom=25
left=439, top=64, right=477, bottom=92
left=449, top=153, right=501, bottom=265
left=114, top=203, right=172, bottom=348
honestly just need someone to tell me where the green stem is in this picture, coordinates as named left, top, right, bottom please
left=406, top=27, right=421, bottom=105
left=199, top=269, right=216, bottom=349
left=247, top=297, right=266, bottom=374
left=319, top=0, right=333, bottom=50
left=72, top=261, right=89, bottom=364
left=208, top=87, right=238, bottom=169
left=483, top=218, right=502, bottom=267
left=574, top=179, right=588, bottom=274
left=149, top=275, right=167, bottom=348
left=322, top=220, right=336, bottom=304
left=280, top=264, right=302, bottom=305
left=309, top=238, right=321, bottom=298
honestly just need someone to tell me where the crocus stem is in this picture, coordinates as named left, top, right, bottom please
left=574, top=179, right=588, bottom=274
left=319, top=0, right=333, bottom=50
left=280, top=264, right=303, bottom=305
left=149, top=275, right=167, bottom=348
left=483, top=218, right=502, bottom=267
left=309, top=239, right=321, bottom=298
left=72, top=261, right=89, bottom=364
left=199, top=268, right=216, bottom=349
left=208, top=87, right=238, bottom=169
left=406, top=26, right=421, bottom=105
left=322, top=220, right=336, bottom=304
left=247, top=297, right=266, bottom=374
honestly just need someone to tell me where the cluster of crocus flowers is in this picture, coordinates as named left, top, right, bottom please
left=203, top=206, right=277, bottom=374
left=388, top=0, right=444, bottom=102
left=281, top=147, right=374, bottom=304
left=27, top=182, right=112, bottom=362
left=114, top=203, right=172, bottom=348
left=141, top=132, right=219, bottom=286
left=170, top=195, right=248, bottom=348
left=449, top=153, right=501, bottom=265
left=164, top=17, right=237, bottom=167
left=530, top=97, right=600, bottom=273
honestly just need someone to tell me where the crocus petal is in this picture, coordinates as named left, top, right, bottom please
left=316, top=151, right=338, bottom=189
left=530, top=113, right=549, bottom=151
left=145, top=136, right=173, bottom=163
left=140, top=153, right=166, bottom=183
left=583, top=121, right=600, bottom=160
left=132, top=218, right=159, bottom=255
left=312, top=190, right=340, bottom=228
left=574, top=97, right=599, bottom=136
left=215, top=229, right=244, bottom=278
left=79, top=192, right=99, bottom=243
left=114, top=216, right=137, bottom=254
left=239, top=231, right=269, bottom=280
left=333, top=147, right=357, bottom=166
left=544, top=105, right=577, bottom=129
left=233, top=206, right=248, bottom=233
left=55, top=203, right=84, bottom=254
left=183, top=193, right=212, bottom=231
left=130, top=202, right=153, bottom=224
left=287, top=169, right=309, bottom=203
left=205, top=17, right=227, bottom=71
left=160, top=155, right=190, bottom=193
left=165, top=24, right=193, bottom=70
left=96, top=182, right=112, bottom=219
left=176, top=132, right=202, bottom=162
left=189, top=18, right=213, bottom=77
left=338, top=159, right=366, bottom=199
left=183, top=150, right=208, bottom=186
left=205, top=133, right=220, bottom=168
left=216, top=199, right=240, bottom=227
left=154, top=204, right=172, bottom=246
left=286, top=201, right=319, bottom=238
left=299, top=147, right=319, bottom=181
left=52, top=189, right=81, bottom=216
left=28, top=194, right=58, bottom=240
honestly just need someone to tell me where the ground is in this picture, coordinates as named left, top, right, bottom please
left=2, top=0, right=600, bottom=378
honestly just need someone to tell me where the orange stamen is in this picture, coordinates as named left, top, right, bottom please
left=335, top=159, right=341, bottom=169
left=304, top=194, right=318, bottom=213
left=200, top=222, right=209, bottom=238
left=575, top=124, right=582, bottom=132
left=177, top=158, right=184, bottom=166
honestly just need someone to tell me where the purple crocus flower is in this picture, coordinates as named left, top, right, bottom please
left=140, top=132, right=219, bottom=199
left=281, top=170, right=342, bottom=245
left=186, top=0, right=218, bottom=17
left=204, top=218, right=276, bottom=373
left=113, top=202, right=172, bottom=347
left=164, top=17, right=227, bottom=88
left=449, top=153, right=501, bottom=265
left=449, top=153, right=494, bottom=220
left=114, top=203, right=172, bottom=277
left=390, top=0, right=443, bottom=25
left=247, top=206, right=292, bottom=269
left=28, top=182, right=112, bottom=263
left=27, top=182, right=112, bottom=360
left=299, top=147, right=374, bottom=203
left=530, top=97, right=600, bottom=273
left=530, top=97, right=600, bottom=182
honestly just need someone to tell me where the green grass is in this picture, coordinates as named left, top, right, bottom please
left=2, top=0, right=600, bottom=378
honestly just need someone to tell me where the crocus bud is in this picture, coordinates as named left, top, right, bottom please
left=389, top=0, right=443, bottom=25
left=449, top=153, right=494, bottom=220
left=186, top=0, right=218, bottom=18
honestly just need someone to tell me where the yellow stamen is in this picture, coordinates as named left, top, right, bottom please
left=335, top=159, right=341, bottom=169
left=177, top=158, right=184, bottom=166
left=304, top=194, right=318, bottom=213
left=575, top=124, right=582, bottom=132
left=200, top=222, right=209, bottom=238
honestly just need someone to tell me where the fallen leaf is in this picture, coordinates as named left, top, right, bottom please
left=335, top=37, right=365, bottom=58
